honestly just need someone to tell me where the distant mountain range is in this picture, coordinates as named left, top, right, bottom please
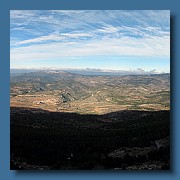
left=10, top=68, right=168, bottom=76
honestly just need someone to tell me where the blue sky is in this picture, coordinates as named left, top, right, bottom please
left=10, top=10, right=170, bottom=73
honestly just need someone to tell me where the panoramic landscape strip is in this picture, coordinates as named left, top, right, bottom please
left=10, top=10, right=170, bottom=170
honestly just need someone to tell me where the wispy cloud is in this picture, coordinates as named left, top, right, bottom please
left=11, top=35, right=169, bottom=61
left=97, top=25, right=120, bottom=33
left=14, top=34, right=63, bottom=46
left=60, top=32, right=92, bottom=38
left=10, top=10, right=170, bottom=71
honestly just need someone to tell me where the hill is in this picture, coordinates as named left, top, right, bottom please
left=10, top=70, right=170, bottom=170
left=11, top=107, right=170, bottom=170
left=10, top=71, right=170, bottom=114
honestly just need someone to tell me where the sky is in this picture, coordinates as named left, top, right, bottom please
left=10, top=10, right=170, bottom=73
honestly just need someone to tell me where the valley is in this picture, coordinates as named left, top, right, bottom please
left=10, top=70, right=170, bottom=170
left=10, top=71, right=170, bottom=114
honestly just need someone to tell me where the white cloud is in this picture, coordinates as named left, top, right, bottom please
left=14, top=34, right=63, bottom=46
left=10, top=33, right=170, bottom=62
left=97, top=25, right=120, bottom=33
left=10, top=10, right=170, bottom=68
left=60, top=33, right=92, bottom=38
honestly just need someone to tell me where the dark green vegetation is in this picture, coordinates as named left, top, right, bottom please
left=11, top=107, right=170, bottom=170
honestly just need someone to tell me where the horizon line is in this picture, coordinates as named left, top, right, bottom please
left=10, top=67, right=170, bottom=74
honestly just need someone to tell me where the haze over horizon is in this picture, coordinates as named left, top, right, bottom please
left=10, top=10, right=170, bottom=73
